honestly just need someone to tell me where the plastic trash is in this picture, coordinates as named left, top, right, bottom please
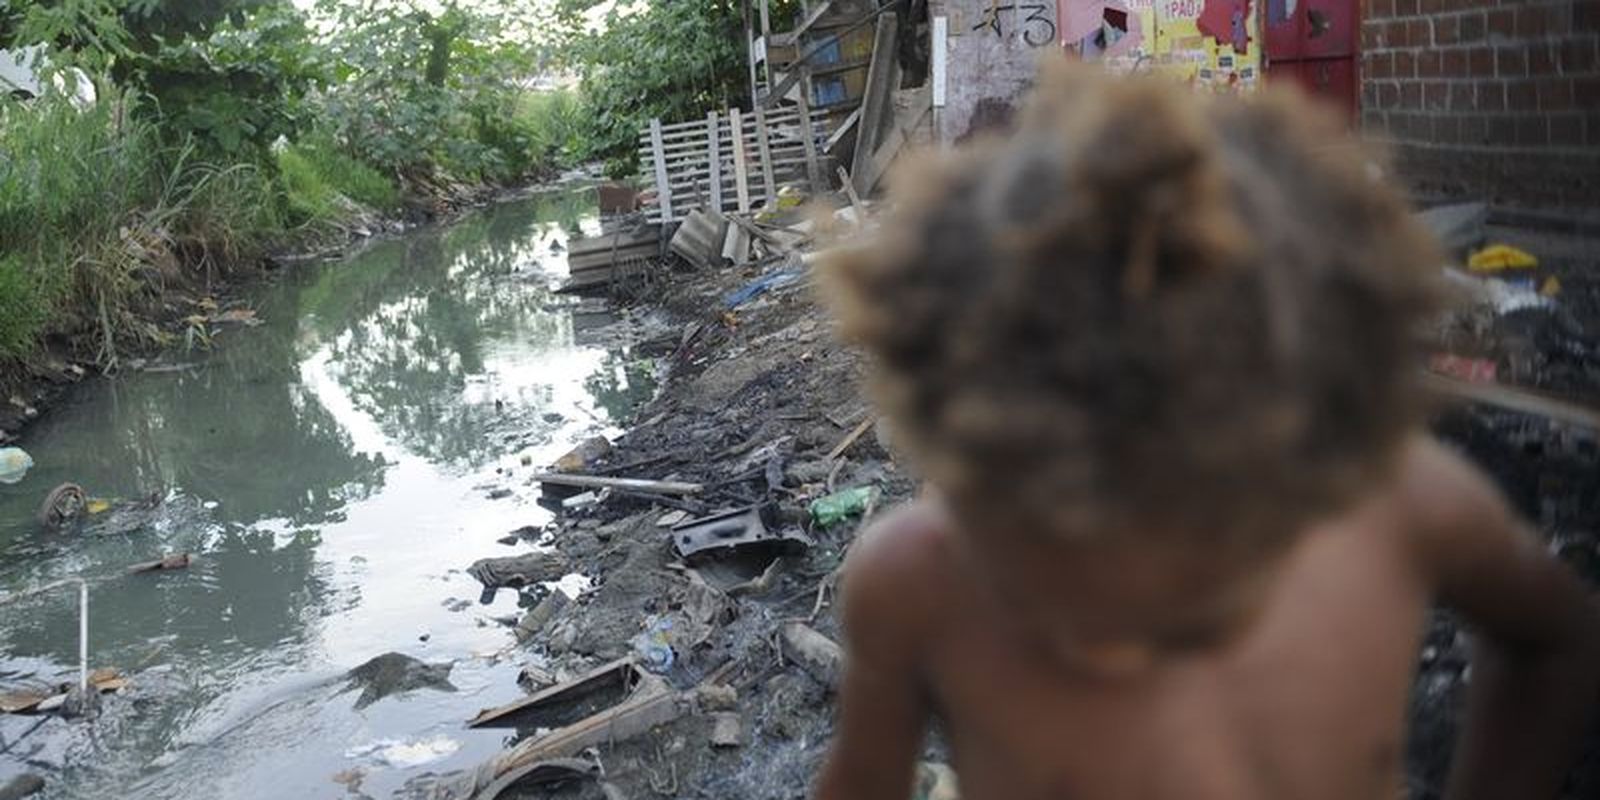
left=1467, top=243, right=1538, bottom=273
left=809, top=486, right=879, bottom=529
left=0, top=447, right=33, bottom=485
left=631, top=615, right=675, bottom=673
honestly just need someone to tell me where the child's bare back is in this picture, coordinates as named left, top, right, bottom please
left=814, top=65, right=1599, bottom=800
left=822, top=437, right=1594, bottom=800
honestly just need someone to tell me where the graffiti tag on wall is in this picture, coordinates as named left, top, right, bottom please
left=971, top=3, right=1058, bottom=47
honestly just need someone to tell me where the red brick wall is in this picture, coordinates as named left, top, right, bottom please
left=1361, top=0, right=1600, bottom=211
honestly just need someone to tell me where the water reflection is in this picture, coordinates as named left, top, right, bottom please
left=0, top=186, right=658, bottom=799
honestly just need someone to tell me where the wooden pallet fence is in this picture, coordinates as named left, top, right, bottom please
left=639, top=105, right=829, bottom=224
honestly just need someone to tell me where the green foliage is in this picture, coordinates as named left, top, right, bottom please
left=0, top=91, right=285, bottom=360
left=554, top=0, right=800, bottom=170
left=309, top=0, right=550, bottom=182
left=0, top=254, right=51, bottom=359
left=131, top=3, right=322, bottom=160
left=277, top=140, right=399, bottom=225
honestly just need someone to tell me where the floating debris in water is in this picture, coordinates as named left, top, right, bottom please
left=344, top=735, right=460, bottom=768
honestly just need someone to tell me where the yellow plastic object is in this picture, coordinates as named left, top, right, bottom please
left=86, top=499, right=111, bottom=515
left=1468, top=244, right=1539, bottom=273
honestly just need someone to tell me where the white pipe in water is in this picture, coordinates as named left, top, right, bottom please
left=78, top=579, right=88, bottom=697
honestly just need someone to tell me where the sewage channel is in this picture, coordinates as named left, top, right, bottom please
left=0, top=186, right=659, bottom=799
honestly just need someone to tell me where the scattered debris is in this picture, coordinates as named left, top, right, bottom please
left=810, top=486, right=878, bottom=529
left=468, top=657, right=660, bottom=729
left=780, top=622, right=845, bottom=691
left=695, top=683, right=738, bottom=712
left=36, top=482, right=86, bottom=529
left=533, top=473, right=704, bottom=497
left=0, top=446, right=32, bottom=484
left=1468, top=243, right=1539, bottom=273
left=709, top=711, right=743, bottom=748
left=655, top=509, right=690, bottom=528
left=513, top=590, right=570, bottom=643
left=1417, top=202, right=1487, bottom=260
left=128, top=553, right=192, bottom=574
left=554, top=436, right=614, bottom=473
left=0, top=775, right=44, bottom=800
left=470, top=757, right=622, bottom=800
left=466, top=552, right=570, bottom=591
left=342, top=653, right=456, bottom=710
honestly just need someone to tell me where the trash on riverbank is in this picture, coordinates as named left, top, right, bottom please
left=342, top=653, right=456, bottom=710
left=0, top=774, right=45, bottom=800
left=1, top=668, right=128, bottom=717
left=466, top=552, right=569, bottom=592
left=810, top=486, right=878, bottom=529
left=128, top=553, right=192, bottom=574
left=36, top=483, right=86, bottom=529
left=0, top=447, right=32, bottom=484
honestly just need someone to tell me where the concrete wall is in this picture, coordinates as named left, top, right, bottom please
left=931, top=1, right=1060, bottom=142
left=1360, top=0, right=1600, bottom=211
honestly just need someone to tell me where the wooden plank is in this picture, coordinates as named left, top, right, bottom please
left=790, top=0, right=835, bottom=42
left=825, top=107, right=861, bottom=153
left=932, top=16, right=948, bottom=108
left=534, top=473, right=704, bottom=495
left=850, top=13, right=899, bottom=197
left=860, top=89, right=931, bottom=194
left=755, top=107, right=778, bottom=207
left=649, top=118, right=673, bottom=222
left=707, top=111, right=723, bottom=213
left=1423, top=373, right=1600, bottom=430
left=797, top=74, right=824, bottom=191
left=730, top=107, right=751, bottom=214
left=837, top=165, right=865, bottom=217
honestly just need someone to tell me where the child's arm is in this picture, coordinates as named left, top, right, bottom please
left=816, top=513, right=936, bottom=800
left=1407, top=438, right=1600, bottom=800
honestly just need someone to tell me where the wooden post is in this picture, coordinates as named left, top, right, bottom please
left=755, top=107, right=778, bottom=208
left=730, top=107, right=751, bottom=214
left=649, top=118, right=673, bottom=222
left=851, top=14, right=900, bottom=198
left=744, top=0, right=760, bottom=111
left=796, top=71, right=823, bottom=191
left=932, top=15, right=948, bottom=147
left=707, top=111, right=723, bottom=214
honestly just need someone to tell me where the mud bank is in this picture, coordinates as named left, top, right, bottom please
left=426, top=222, right=1599, bottom=799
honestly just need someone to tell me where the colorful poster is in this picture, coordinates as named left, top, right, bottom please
left=1065, top=0, right=1261, bottom=93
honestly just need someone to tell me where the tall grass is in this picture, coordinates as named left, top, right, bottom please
left=515, top=89, right=585, bottom=170
left=278, top=138, right=400, bottom=224
left=0, top=92, right=283, bottom=363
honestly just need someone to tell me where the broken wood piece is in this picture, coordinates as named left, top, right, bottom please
left=836, top=166, right=865, bottom=220
left=780, top=622, right=844, bottom=690
left=1423, top=372, right=1600, bottom=430
left=849, top=13, right=901, bottom=197
left=471, top=758, right=609, bottom=800
left=0, top=775, right=44, bottom=800
left=709, top=711, right=743, bottom=748
left=827, top=415, right=877, bottom=461
left=128, top=553, right=191, bottom=574
left=468, top=657, right=661, bottom=729
left=533, top=473, right=704, bottom=496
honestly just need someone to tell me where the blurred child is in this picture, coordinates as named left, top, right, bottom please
left=815, top=63, right=1599, bottom=800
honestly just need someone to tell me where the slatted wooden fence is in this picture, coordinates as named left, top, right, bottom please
left=640, top=105, right=829, bottom=224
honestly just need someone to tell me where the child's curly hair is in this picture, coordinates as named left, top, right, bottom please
left=821, top=62, right=1442, bottom=553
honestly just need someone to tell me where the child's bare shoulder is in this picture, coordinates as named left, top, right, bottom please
left=839, top=500, right=959, bottom=652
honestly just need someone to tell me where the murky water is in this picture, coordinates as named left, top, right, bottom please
left=0, top=188, right=657, bottom=799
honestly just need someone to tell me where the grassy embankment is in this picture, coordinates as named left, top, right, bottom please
left=0, top=87, right=584, bottom=373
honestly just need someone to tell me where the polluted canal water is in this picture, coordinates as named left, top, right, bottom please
left=0, top=188, right=658, bottom=799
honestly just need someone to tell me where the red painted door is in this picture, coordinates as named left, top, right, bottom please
left=1264, top=0, right=1360, bottom=121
